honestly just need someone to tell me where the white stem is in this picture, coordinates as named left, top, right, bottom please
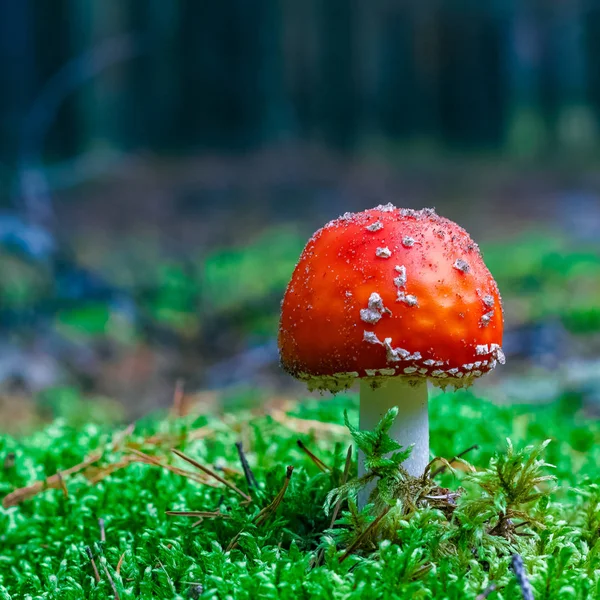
left=358, top=378, right=429, bottom=508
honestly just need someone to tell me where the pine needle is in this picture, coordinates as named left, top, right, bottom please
left=255, top=465, right=294, bottom=527
left=431, top=445, right=479, bottom=478
left=235, top=442, right=258, bottom=488
left=165, top=510, right=228, bottom=520
left=101, top=561, right=120, bottom=600
left=172, top=448, right=251, bottom=501
left=227, top=466, right=294, bottom=552
left=85, top=546, right=101, bottom=583
left=2, top=452, right=102, bottom=508
left=339, top=506, right=391, bottom=563
left=128, top=449, right=217, bottom=487
left=296, top=439, right=331, bottom=472
left=115, top=552, right=125, bottom=577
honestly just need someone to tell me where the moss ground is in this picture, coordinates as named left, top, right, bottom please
left=1, top=390, right=599, bottom=599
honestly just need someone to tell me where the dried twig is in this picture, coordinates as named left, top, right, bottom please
left=296, top=440, right=330, bottom=472
left=85, top=546, right=101, bottom=583
left=511, top=554, right=534, bottom=600
left=172, top=449, right=251, bottom=502
left=339, top=506, right=391, bottom=564
left=2, top=452, right=102, bottom=508
left=431, top=444, right=479, bottom=478
left=236, top=442, right=258, bottom=488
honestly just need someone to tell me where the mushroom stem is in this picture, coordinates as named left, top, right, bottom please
left=358, top=378, right=429, bottom=507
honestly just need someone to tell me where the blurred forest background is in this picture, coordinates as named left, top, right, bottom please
left=1, top=1, right=600, bottom=427
left=3, top=1, right=600, bottom=160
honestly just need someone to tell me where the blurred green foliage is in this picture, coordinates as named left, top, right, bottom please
left=145, top=262, right=200, bottom=336
left=0, top=252, right=49, bottom=309
left=482, top=232, right=600, bottom=332
left=202, top=228, right=302, bottom=313
left=36, top=386, right=125, bottom=428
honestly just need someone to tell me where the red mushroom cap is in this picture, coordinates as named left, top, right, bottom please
left=278, top=204, right=504, bottom=392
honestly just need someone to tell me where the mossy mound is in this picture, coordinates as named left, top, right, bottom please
left=1, top=390, right=599, bottom=599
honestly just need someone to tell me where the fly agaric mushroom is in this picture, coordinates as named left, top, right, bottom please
left=278, top=204, right=504, bottom=491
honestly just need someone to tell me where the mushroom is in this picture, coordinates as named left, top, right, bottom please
left=278, top=205, right=504, bottom=503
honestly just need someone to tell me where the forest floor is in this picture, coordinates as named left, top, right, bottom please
left=1, top=154, right=600, bottom=597
left=1, top=388, right=599, bottom=599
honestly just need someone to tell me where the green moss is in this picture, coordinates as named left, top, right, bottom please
left=0, top=391, right=599, bottom=599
